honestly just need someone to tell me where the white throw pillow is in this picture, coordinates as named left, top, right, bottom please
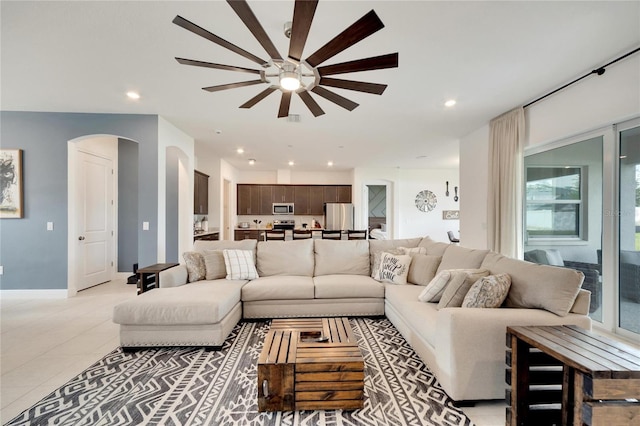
left=417, top=270, right=451, bottom=302
left=223, top=249, right=258, bottom=280
left=437, top=269, right=490, bottom=309
left=373, top=252, right=412, bottom=284
left=462, top=273, right=512, bottom=308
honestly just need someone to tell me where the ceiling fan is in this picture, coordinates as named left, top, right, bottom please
left=173, top=0, right=399, bottom=118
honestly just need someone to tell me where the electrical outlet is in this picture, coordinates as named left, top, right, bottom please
left=47, top=221, right=54, bottom=231
left=143, top=221, right=149, bottom=231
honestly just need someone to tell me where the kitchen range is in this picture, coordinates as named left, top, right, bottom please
left=272, top=219, right=295, bottom=230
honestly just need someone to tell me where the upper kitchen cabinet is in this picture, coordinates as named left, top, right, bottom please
left=309, top=186, right=325, bottom=215
left=323, top=185, right=352, bottom=204
left=259, top=186, right=273, bottom=215
left=237, top=184, right=261, bottom=215
left=293, top=186, right=310, bottom=215
left=194, top=170, right=209, bottom=214
left=273, top=185, right=295, bottom=203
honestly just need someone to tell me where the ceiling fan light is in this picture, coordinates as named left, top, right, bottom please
left=279, top=62, right=301, bottom=91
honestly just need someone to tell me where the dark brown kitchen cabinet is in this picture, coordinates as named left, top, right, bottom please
left=273, top=185, right=295, bottom=203
left=237, top=184, right=261, bottom=215
left=260, top=186, right=273, bottom=215
left=309, top=186, right=325, bottom=215
left=294, top=185, right=310, bottom=215
left=194, top=170, right=209, bottom=214
left=336, top=185, right=352, bottom=203
left=234, top=229, right=264, bottom=240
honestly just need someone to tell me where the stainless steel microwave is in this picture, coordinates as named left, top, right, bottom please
left=272, top=203, right=294, bottom=215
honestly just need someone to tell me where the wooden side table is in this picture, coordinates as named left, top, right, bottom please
left=506, top=325, right=640, bottom=426
left=137, top=263, right=179, bottom=294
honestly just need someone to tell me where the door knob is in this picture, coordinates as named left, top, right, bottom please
left=78, top=236, right=85, bottom=241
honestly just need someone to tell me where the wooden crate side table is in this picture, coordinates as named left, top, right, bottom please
left=258, top=317, right=364, bottom=412
left=137, top=263, right=179, bottom=294
left=506, top=325, right=640, bottom=426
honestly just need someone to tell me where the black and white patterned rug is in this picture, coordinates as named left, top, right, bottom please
left=5, top=318, right=473, bottom=426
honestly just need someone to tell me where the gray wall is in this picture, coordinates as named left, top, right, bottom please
left=118, top=138, right=139, bottom=272
left=0, top=111, right=159, bottom=290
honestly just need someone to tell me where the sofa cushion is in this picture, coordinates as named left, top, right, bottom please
left=418, top=236, right=450, bottom=256
left=417, top=270, right=451, bottom=302
left=257, top=239, right=314, bottom=277
left=203, top=250, right=226, bottom=280
left=113, top=279, right=245, bottom=325
left=462, top=273, right=511, bottom=308
left=385, top=284, right=439, bottom=345
left=223, top=249, right=258, bottom=280
left=314, top=275, right=385, bottom=299
left=183, top=251, right=206, bottom=282
left=369, top=238, right=422, bottom=270
left=437, top=245, right=490, bottom=273
left=315, top=240, right=370, bottom=276
left=408, top=254, right=442, bottom=285
left=194, top=239, right=257, bottom=261
left=371, top=247, right=405, bottom=279
left=481, top=252, right=584, bottom=316
left=241, top=276, right=315, bottom=301
left=372, top=252, right=412, bottom=284
left=437, top=269, right=490, bottom=308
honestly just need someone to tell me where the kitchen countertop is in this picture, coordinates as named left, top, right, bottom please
left=194, top=230, right=219, bottom=236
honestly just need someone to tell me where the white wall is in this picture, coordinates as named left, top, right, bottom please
left=459, top=56, right=640, bottom=252
left=158, top=117, right=195, bottom=259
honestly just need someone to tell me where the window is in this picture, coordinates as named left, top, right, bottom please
left=526, top=167, right=584, bottom=239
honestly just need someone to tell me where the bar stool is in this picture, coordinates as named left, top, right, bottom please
left=447, top=231, right=460, bottom=243
left=265, top=230, right=286, bottom=241
left=293, top=229, right=312, bottom=239
left=321, top=230, right=342, bottom=240
left=347, top=230, right=368, bottom=240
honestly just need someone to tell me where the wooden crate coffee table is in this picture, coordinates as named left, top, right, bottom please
left=257, top=318, right=364, bottom=412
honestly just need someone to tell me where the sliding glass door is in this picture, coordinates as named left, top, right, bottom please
left=618, top=124, right=640, bottom=336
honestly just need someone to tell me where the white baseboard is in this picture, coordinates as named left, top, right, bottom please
left=0, top=289, right=68, bottom=299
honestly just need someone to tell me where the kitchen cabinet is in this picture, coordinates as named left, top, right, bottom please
left=273, top=185, right=295, bottom=203
left=238, top=184, right=351, bottom=215
left=234, top=229, right=265, bottom=241
left=194, top=170, right=209, bottom=214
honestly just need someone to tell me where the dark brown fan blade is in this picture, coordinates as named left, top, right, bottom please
left=176, top=58, right=261, bottom=74
left=203, top=80, right=264, bottom=92
left=319, top=77, right=387, bottom=95
left=278, top=91, right=293, bottom=118
left=173, top=15, right=268, bottom=66
left=288, top=0, right=318, bottom=62
left=311, top=86, right=359, bottom=111
left=239, top=87, right=278, bottom=108
left=318, top=53, right=398, bottom=76
left=227, top=0, right=283, bottom=61
left=305, top=10, right=384, bottom=67
left=297, top=90, right=325, bottom=116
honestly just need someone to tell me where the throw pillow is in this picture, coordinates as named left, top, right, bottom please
left=373, top=252, right=412, bottom=285
left=370, top=247, right=405, bottom=278
left=408, top=254, right=442, bottom=286
left=183, top=251, right=206, bottom=282
left=417, top=269, right=450, bottom=302
left=399, top=246, right=427, bottom=255
left=462, top=273, right=512, bottom=308
left=202, top=250, right=226, bottom=280
left=437, top=269, right=490, bottom=309
left=223, top=249, right=258, bottom=280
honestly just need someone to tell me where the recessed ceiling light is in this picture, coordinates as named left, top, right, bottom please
left=237, top=148, right=244, bottom=154
left=248, top=159, right=256, bottom=165
left=327, top=161, right=334, bottom=167
left=126, top=91, right=140, bottom=100
left=288, top=161, right=294, bottom=166
left=444, top=99, right=456, bottom=107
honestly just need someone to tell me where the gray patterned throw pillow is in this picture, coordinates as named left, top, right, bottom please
left=183, top=251, right=206, bottom=282
left=462, top=273, right=512, bottom=308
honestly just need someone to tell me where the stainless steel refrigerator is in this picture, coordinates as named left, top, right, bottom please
left=324, top=203, right=354, bottom=231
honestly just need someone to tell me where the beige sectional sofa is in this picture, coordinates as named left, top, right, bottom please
left=112, top=236, right=592, bottom=403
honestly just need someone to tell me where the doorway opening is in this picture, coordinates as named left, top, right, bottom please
left=365, top=182, right=391, bottom=239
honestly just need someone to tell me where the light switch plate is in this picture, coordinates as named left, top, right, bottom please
left=143, top=221, right=149, bottom=231
left=47, top=222, right=54, bottom=231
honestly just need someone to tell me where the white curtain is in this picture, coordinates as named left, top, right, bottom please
left=487, top=107, right=525, bottom=258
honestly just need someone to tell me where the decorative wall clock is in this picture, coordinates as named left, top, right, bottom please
left=415, top=190, right=437, bottom=212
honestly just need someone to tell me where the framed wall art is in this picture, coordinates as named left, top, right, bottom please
left=0, top=149, right=24, bottom=218
left=442, top=210, right=460, bottom=220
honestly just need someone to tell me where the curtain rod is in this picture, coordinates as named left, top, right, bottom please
left=523, top=46, right=640, bottom=109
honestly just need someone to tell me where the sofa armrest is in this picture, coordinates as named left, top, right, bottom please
left=158, top=264, right=188, bottom=288
left=434, top=307, right=592, bottom=401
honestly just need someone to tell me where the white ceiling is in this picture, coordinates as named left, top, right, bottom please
left=2, top=1, right=639, bottom=172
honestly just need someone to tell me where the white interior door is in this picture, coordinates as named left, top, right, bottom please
left=77, top=151, right=113, bottom=290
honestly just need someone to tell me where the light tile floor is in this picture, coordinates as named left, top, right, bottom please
left=0, top=279, right=505, bottom=425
